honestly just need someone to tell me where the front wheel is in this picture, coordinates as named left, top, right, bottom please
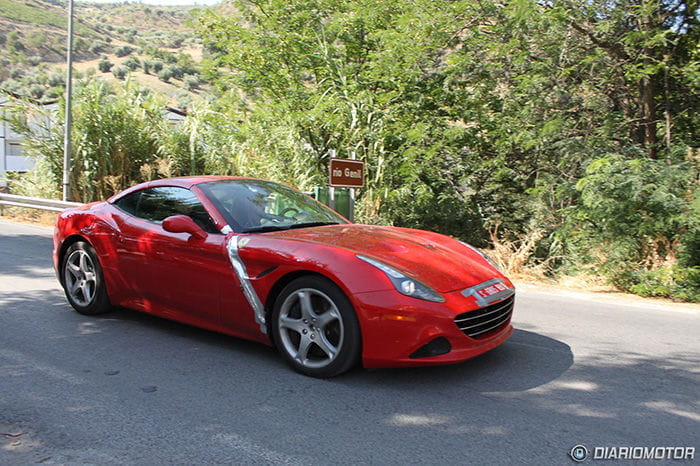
left=61, top=241, right=112, bottom=315
left=271, top=276, right=361, bottom=378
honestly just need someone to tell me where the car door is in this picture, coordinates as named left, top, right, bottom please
left=112, top=186, right=231, bottom=329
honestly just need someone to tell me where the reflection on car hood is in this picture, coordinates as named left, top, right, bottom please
left=266, top=224, right=503, bottom=292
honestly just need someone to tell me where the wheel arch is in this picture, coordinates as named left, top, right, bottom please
left=263, top=270, right=352, bottom=342
left=57, top=234, right=91, bottom=286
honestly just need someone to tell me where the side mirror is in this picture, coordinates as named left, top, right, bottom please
left=162, top=215, right=207, bottom=240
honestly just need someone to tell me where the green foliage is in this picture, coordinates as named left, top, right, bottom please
left=2, top=80, right=191, bottom=201
left=123, top=55, right=141, bottom=71
left=157, top=68, right=173, bottom=82
left=112, top=65, right=129, bottom=80
left=165, top=64, right=184, bottom=80
left=114, top=45, right=134, bottom=57
left=25, top=31, right=45, bottom=49
left=47, top=72, right=64, bottom=87
left=0, top=0, right=93, bottom=36
left=6, top=31, right=23, bottom=52
left=89, top=40, right=107, bottom=54
left=98, top=59, right=113, bottom=73
left=192, top=0, right=699, bottom=300
left=183, top=74, right=199, bottom=90
left=614, top=266, right=700, bottom=302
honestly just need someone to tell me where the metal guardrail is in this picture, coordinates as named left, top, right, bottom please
left=0, top=193, right=82, bottom=212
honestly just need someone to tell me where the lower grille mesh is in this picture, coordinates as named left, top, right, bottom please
left=454, top=295, right=514, bottom=339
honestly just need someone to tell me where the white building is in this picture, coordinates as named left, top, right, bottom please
left=0, top=96, right=35, bottom=186
left=0, top=95, right=188, bottom=188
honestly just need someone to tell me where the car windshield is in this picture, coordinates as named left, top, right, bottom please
left=198, top=179, right=348, bottom=233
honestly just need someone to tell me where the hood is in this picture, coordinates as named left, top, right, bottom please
left=266, top=224, right=502, bottom=293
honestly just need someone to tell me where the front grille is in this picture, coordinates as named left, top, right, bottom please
left=454, top=295, right=514, bottom=339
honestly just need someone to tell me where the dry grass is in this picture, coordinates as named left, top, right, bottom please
left=483, top=223, right=549, bottom=281
left=0, top=207, right=57, bottom=226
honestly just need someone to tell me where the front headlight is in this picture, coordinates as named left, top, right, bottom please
left=459, top=241, right=502, bottom=272
left=357, top=255, right=445, bottom=303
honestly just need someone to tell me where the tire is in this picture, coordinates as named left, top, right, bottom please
left=271, top=276, right=361, bottom=378
left=61, top=241, right=112, bottom=315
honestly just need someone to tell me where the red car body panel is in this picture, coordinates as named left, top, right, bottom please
left=53, top=176, right=515, bottom=369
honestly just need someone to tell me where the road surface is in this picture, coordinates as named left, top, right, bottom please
left=0, top=219, right=698, bottom=464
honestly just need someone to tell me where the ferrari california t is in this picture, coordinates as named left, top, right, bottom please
left=53, top=176, right=515, bottom=377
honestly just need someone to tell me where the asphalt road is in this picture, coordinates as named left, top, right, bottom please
left=1, top=218, right=698, bottom=465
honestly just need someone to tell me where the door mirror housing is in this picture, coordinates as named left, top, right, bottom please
left=162, top=215, right=207, bottom=240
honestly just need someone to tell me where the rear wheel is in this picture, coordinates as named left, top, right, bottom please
left=62, top=241, right=112, bottom=315
left=271, top=276, right=361, bottom=378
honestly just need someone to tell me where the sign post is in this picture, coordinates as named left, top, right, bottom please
left=329, top=156, right=364, bottom=222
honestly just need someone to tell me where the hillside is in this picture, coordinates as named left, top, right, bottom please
left=0, top=0, right=208, bottom=107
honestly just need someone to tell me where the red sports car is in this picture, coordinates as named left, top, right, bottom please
left=53, top=176, right=515, bottom=377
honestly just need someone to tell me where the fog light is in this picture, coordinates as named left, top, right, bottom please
left=409, top=337, right=451, bottom=359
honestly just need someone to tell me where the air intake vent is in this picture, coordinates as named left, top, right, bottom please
left=454, top=295, right=514, bottom=339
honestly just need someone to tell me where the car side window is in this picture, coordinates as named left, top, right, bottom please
left=115, top=187, right=219, bottom=234
left=114, top=191, right=140, bottom=216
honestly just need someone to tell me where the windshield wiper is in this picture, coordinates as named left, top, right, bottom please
left=242, top=225, right=292, bottom=233
left=242, top=222, right=340, bottom=233
left=287, top=222, right=340, bottom=230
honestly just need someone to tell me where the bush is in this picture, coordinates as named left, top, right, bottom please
left=151, top=60, right=164, bottom=73
left=26, top=31, right=45, bottom=49
left=165, top=64, right=183, bottom=80
left=184, top=74, right=199, bottom=91
left=123, top=56, right=141, bottom=71
left=114, top=45, right=134, bottom=57
left=614, top=266, right=700, bottom=302
left=157, top=68, right=173, bottom=82
left=98, top=59, right=114, bottom=73
left=573, top=151, right=699, bottom=301
left=112, top=65, right=129, bottom=80
left=6, top=31, right=24, bottom=52
left=89, top=40, right=107, bottom=54
left=9, top=67, right=24, bottom=79
left=47, top=72, right=64, bottom=87
left=74, top=37, right=87, bottom=52
left=27, top=55, right=42, bottom=66
left=28, top=84, right=44, bottom=99
left=45, top=87, right=62, bottom=100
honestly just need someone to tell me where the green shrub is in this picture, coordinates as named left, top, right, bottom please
left=47, top=72, right=64, bottom=87
left=89, top=40, right=107, bottom=54
left=112, top=65, right=129, bottom=80
left=98, top=59, right=113, bottom=73
left=123, top=55, right=141, bottom=71
left=165, top=64, right=183, bottom=79
left=114, top=45, right=134, bottom=57
left=27, top=55, right=42, bottom=66
left=157, top=68, right=173, bottom=82
left=26, top=31, right=46, bottom=49
left=614, top=266, right=700, bottom=302
left=183, top=74, right=199, bottom=90
left=6, top=31, right=24, bottom=52
left=28, top=84, right=44, bottom=99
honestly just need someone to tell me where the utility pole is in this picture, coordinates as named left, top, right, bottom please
left=62, top=0, right=74, bottom=201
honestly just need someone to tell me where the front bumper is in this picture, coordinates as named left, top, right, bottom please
left=352, top=287, right=514, bottom=368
